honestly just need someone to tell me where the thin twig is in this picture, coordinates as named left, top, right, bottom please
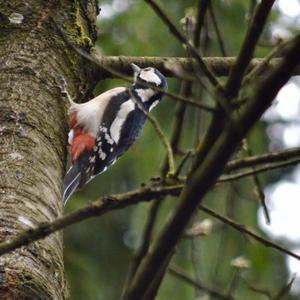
left=221, top=158, right=300, bottom=183
left=53, top=54, right=300, bottom=79
left=143, top=0, right=237, bottom=120
left=56, top=21, right=218, bottom=113
left=169, top=265, right=234, bottom=300
left=242, top=39, right=289, bottom=86
left=146, top=114, right=175, bottom=176
left=226, top=147, right=300, bottom=172
left=144, top=0, right=222, bottom=91
left=252, top=171, right=270, bottom=224
left=199, top=205, right=300, bottom=261
left=210, top=187, right=234, bottom=286
left=129, top=90, right=175, bottom=176
left=91, top=53, right=219, bottom=113
left=208, top=1, right=227, bottom=56
left=193, top=0, right=210, bottom=48
left=226, top=270, right=241, bottom=298
left=94, top=52, right=218, bottom=111
left=241, top=276, right=272, bottom=299
left=225, top=0, right=275, bottom=98
left=273, top=275, right=296, bottom=300
left=245, top=142, right=270, bottom=224
left=174, top=151, right=191, bottom=178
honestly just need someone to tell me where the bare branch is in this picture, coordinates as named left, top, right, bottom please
left=225, top=0, right=275, bottom=98
left=245, top=143, right=270, bottom=224
left=82, top=51, right=219, bottom=113
left=208, top=1, right=227, bottom=56
left=0, top=184, right=182, bottom=257
left=55, top=21, right=218, bottom=113
left=199, top=205, right=300, bottom=261
left=193, top=0, right=211, bottom=48
left=189, top=0, right=275, bottom=179
left=226, top=147, right=300, bottom=172
left=123, top=33, right=300, bottom=300
left=241, top=276, right=272, bottom=299
left=169, top=265, right=234, bottom=300
left=144, top=0, right=222, bottom=91
left=1, top=157, right=300, bottom=264
left=91, top=56, right=300, bottom=79
left=273, top=275, right=296, bottom=300
left=221, top=158, right=300, bottom=183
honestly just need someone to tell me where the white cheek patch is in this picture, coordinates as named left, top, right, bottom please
left=110, top=100, right=135, bottom=143
left=135, top=88, right=155, bottom=102
left=149, top=100, right=160, bottom=111
left=68, top=129, right=74, bottom=145
left=139, top=69, right=162, bottom=85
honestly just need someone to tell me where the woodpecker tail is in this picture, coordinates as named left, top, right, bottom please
left=63, top=164, right=81, bottom=205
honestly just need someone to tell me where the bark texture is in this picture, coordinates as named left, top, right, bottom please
left=0, top=0, right=98, bottom=298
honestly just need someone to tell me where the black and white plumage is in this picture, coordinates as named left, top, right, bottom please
left=63, top=64, right=167, bottom=204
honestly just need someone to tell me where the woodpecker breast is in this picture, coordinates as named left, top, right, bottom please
left=69, top=87, right=127, bottom=136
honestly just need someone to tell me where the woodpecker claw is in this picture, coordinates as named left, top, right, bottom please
left=59, top=76, right=74, bottom=105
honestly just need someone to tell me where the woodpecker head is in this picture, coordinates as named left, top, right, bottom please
left=131, top=63, right=167, bottom=111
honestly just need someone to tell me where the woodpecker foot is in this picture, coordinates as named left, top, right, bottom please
left=58, top=76, right=74, bottom=105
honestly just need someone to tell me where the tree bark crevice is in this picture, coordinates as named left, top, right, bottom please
left=0, top=0, right=98, bottom=298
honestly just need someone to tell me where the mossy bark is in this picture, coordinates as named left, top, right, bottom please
left=0, top=0, right=98, bottom=298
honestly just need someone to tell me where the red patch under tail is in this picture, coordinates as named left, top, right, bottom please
left=71, top=129, right=96, bottom=162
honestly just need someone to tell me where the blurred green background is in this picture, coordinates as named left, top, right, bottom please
left=64, top=1, right=299, bottom=299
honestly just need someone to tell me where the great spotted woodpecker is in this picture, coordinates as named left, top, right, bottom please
left=63, top=64, right=167, bottom=204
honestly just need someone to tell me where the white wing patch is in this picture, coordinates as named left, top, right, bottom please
left=110, top=100, right=135, bottom=143
left=139, top=69, right=162, bottom=85
left=105, top=133, right=114, bottom=145
left=98, top=148, right=107, bottom=160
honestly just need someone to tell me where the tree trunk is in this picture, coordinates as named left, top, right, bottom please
left=0, top=1, right=98, bottom=298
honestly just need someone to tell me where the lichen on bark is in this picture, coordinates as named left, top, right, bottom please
left=0, top=0, right=98, bottom=298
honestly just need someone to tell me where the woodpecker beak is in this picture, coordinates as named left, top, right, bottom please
left=131, top=63, right=141, bottom=79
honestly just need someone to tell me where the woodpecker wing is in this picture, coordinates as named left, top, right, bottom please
left=63, top=89, right=147, bottom=204
left=63, top=87, right=129, bottom=204
left=92, top=104, right=146, bottom=177
left=63, top=65, right=167, bottom=205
